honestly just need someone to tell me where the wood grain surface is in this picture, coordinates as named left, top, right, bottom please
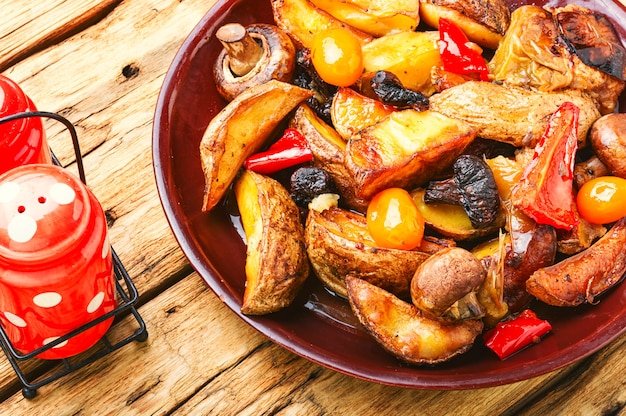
left=0, top=0, right=624, bottom=415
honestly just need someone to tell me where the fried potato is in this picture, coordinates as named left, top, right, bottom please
left=527, top=216, right=626, bottom=307
left=200, top=80, right=313, bottom=211
left=419, top=0, right=510, bottom=49
left=271, top=0, right=372, bottom=50
left=346, top=276, right=483, bottom=365
left=429, top=81, right=601, bottom=148
left=310, top=0, right=420, bottom=36
left=345, top=109, right=476, bottom=202
left=289, top=104, right=368, bottom=211
left=305, top=207, right=432, bottom=298
left=361, top=31, right=442, bottom=96
left=330, top=87, right=396, bottom=142
left=234, top=170, right=309, bottom=315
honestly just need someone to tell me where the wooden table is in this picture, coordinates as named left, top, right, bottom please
left=0, top=1, right=625, bottom=414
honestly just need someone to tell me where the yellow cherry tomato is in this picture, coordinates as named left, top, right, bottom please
left=366, top=188, right=425, bottom=250
left=311, top=27, right=363, bottom=87
left=577, top=176, right=626, bottom=224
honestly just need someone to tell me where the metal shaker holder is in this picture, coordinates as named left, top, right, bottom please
left=0, top=111, right=148, bottom=399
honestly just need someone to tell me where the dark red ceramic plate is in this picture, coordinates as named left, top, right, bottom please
left=153, top=0, right=626, bottom=389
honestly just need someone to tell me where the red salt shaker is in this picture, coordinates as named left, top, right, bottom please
left=0, top=164, right=115, bottom=359
left=0, top=75, right=51, bottom=173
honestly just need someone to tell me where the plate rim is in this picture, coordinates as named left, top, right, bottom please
left=152, top=0, right=626, bottom=389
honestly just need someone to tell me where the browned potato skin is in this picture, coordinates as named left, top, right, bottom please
left=289, top=104, right=368, bottom=211
left=235, top=170, right=309, bottom=315
left=305, top=207, right=433, bottom=298
left=527, top=216, right=626, bottom=307
left=429, top=81, right=600, bottom=148
left=200, top=80, right=313, bottom=211
left=411, top=247, right=486, bottom=317
left=346, top=276, right=484, bottom=365
left=590, top=113, right=626, bottom=178
left=345, top=109, right=476, bottom=202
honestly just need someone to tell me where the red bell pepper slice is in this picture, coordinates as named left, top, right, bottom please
left=438, top=18, right=490, bottom=82
left=511, top=101, right=580, bottom=230
left=483, top=309, right=552, bottom=359
left=244, top=128, right=313, bottom=175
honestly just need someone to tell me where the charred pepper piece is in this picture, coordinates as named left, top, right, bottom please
left=369, top=70, right=429, bottom=111
left=424, top=154, right=500, bottom=229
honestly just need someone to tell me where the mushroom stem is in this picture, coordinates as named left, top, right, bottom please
left=216, top=23, right=264, bottom=77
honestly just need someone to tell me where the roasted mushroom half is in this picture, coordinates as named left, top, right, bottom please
left=213, top=23, right=297, bottom=101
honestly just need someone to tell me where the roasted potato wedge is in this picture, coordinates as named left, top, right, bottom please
left=345, top=109, right=476, bottom=202
left=305, top=207, right=433, bottom=298
left=429, top=81, right=601, bottom=148
left=527, top=216, right=626, bottom=307
left=346, top=276, right=483, bottom=365
left=411, top=188, right=503, bottom=241
left=234, top=170, right=309, bottom=315
left=289, top=104, right=368, bottom=211
left=330, top=87, right=396, bottom=142
left=419, top=0, right=510, bottom=49
left=310, top=0, right=420, bottom=36
left=271, top=0, right=372, bottom=50
left=200, top=80, right=313, bottom=211
left=361, top=31, right=442, bottom=96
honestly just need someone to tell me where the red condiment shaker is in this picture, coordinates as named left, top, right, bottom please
left=0, top=164, right=115, bottom=359
left=0, top=75, right=51, bottom=173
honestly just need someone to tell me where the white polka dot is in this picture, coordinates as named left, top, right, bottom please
left=49, top=183, right=75, bottom=205
left=87, top=292, right=105, bottom=313
left=8, top=214, right=37, bottom=243
left=43, top=337, right=68, bottom=349
left=33, top=292, right=62, bottom=308
left=4, top=311, right=27, bottom=327
left=0, top=182, right=20, bottom=203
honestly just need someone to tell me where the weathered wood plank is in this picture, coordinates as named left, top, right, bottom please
left=516, top=333, right=626, bottom=415
left=0, top=273, right=265, bottom=414
left=0, top=0, right=122, bottom=72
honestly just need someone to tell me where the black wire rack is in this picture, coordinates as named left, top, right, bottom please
left=0, top=111, right=148, bottom=399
